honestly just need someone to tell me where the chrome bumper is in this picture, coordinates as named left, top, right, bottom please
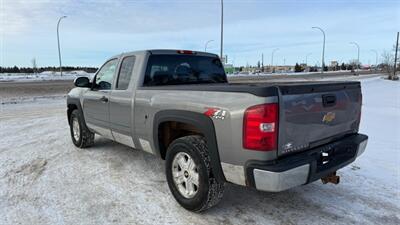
left=254, top=164, right=310, bottom=192
left=248, top=134, right=368, bottom=192
left=356, top=139, right=368, bottom=157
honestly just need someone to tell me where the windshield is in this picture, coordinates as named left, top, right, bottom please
left=143, top=54, right=227, bottom=86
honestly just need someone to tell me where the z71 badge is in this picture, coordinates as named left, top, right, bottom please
left=204, top=108, right=227, bottom=120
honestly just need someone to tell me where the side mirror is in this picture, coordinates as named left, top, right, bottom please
left=74, top=77, right=91, bottom=88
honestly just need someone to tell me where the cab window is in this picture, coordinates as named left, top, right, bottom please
left=94, top=59, right=118, bottom=90
left=143, top=55, right=227, bottom=86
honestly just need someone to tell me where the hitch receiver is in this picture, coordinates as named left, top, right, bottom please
left=321, top=172, right=340, bottom=184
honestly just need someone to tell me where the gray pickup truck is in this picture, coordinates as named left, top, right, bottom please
left=67, top=50, right=368, bottom=212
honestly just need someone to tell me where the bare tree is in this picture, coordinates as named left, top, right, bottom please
left=382, top=43, right=399, bottom=80
left=348, top=59, right=360, bottom=74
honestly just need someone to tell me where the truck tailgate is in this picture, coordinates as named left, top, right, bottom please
left=277, top=82, right=362, bottom=156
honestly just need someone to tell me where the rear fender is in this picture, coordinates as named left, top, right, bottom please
left=153, top=110, right=226, bottom=182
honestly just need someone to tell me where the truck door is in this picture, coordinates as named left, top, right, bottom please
left=109, top=55, right=137, bottom=148
left=82, top=58, right=118, bottom=139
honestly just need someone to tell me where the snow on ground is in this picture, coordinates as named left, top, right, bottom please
left=0, top=71, right=93, bottom=82
left=0, top=76, right=399, bottom=225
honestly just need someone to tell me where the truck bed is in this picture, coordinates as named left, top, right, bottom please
left=141, top=80, right=362, bottom=157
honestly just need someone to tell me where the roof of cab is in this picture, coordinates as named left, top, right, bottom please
left=110, top=49, right=219, bottom=59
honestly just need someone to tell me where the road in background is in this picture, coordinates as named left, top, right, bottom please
left=0, top=80, right=74, bottom=104
left=229, top=71, right=383, bottom=82
left=0, top=72, right=383, bottom=104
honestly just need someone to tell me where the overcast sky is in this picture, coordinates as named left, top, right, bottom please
left=1, top=0, right=399, bottom=67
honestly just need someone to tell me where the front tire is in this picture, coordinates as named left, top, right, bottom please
left=69, top=109, right=94, bottom=148
left=165, top=135, right=224, bottom=212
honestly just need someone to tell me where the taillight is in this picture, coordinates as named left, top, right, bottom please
left=357, top=92, right=363, bottom=127
left=243, top=103, right=279, bottom=151
left=177, top=50, right=195, bottom=55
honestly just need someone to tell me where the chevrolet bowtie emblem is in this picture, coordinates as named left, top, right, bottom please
left=322, top=112, right=336, bottom=123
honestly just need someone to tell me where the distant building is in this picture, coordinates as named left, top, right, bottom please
left=224, top=63, right=235, bottom=74
left=240, top=65, right=295, bottom=74
left=330, top=61, right=338, bottom=67
left=264, top=65, right=294, bottom=73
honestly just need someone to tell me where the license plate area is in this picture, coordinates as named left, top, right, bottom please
left=316, top=144, right=357, bottom=172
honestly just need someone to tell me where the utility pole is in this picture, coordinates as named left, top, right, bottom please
left=57, top=16, right=67, bottom=76
left=220, top=0, right=224, bottom=60
left=271, top=48, right=279, bottom=73
left=312, top=27, right=326, bottom=73
left=261, top=53, right=264, bottom=72
left=394, top=32, right=399, bottom=79
left=350, top=42, right=360, bottom=72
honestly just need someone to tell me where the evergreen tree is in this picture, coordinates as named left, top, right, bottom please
left=341, top=63, right=346, bottom=70
left=295, top=63, right=304, bottom=72
left=12, top=66, right=20, bottom=73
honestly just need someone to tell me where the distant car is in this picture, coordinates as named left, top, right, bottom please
left=67, top=49, right=368, bottom=212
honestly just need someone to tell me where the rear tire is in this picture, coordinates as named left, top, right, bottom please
left=69, top=109, right=94, bottom=148
left=165, top=135, right=224, bottom=212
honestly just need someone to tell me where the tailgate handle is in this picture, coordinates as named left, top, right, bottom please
left=322, top=94, right=336, bottom=107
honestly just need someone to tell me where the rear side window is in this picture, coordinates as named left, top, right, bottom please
left=143, top=54, right=227, bottom=86
left=116, top=56, right=136, bottom=90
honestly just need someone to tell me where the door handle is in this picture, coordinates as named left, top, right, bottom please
left=100, top=96, right=108, bottom=103
left=322, top=94, right=336, bottom=107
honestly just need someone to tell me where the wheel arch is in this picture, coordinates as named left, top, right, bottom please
left=67, top=97, right=86, bottom=126
left=153, top=110, right=226, bottom=182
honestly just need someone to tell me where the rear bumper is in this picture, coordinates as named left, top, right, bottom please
left=245, top=134, right=368, bottom=192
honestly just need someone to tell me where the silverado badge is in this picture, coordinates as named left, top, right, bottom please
left=322, top=112, right=336, bottom=123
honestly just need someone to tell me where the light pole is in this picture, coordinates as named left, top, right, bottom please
left=305, top=53, right=312, bottom=65
left=57, top=16, right=67, bottom=76
left=204, top=40, right=214, bottom=52
left=312, top=26, right=325, bottom=73
left=261, top=53, right=264, bottom=72
left=350, top=42, right=360, bottom=71
left=271, top=48, right=279, bottom=66
left=220, top=0, right=224, bottom=60
left=370, top=49, right=378, bottom=67
left=271, top=48, right=279, bottom=73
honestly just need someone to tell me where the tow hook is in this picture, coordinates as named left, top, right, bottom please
left=321, top=172, right=340, bottom=184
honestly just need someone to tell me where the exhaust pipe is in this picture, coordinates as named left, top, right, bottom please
left=321, top=172, right=340, bottom=184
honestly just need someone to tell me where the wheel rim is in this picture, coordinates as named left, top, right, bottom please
left=172, top=152, right=199, bottom=198
left=72, top=117, right=80, bottom=141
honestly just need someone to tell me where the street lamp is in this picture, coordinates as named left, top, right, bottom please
left=57, top=16, right=67, bottom=76
left=305, top=53, right=312, bottom=65
left=370, top=49, right=378, bottom=67
left=220, top=0, right=224, bottom=60
left=350, top=42, right=360, bottom=71
left=271, top=48, right=279, bottom=73
left=204, top=40, right=214, bottom=52
left=312, top=26, right=326, bottom=73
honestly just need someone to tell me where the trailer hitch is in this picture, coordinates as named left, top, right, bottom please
left=321, top=172, right=340, bottom=184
